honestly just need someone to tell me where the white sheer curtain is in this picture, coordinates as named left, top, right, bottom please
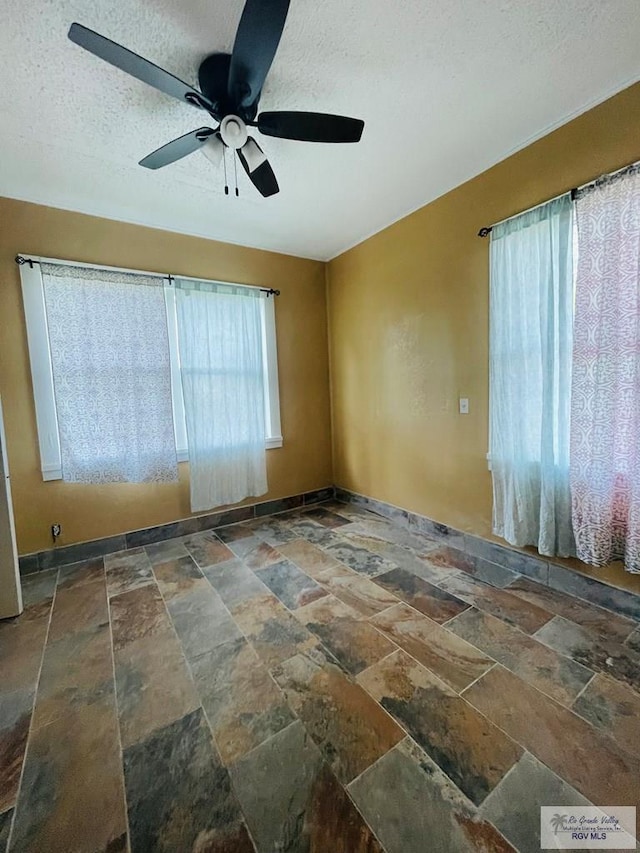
left=571, top=165, right=640, bottom=573
left=489, top=195, right=575, bottom=556
left=175, top=279, right=268, bottom=512
left=42, top=264, right=178, bottom=484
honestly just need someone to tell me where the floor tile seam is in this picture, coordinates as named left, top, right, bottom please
left=266, top=647, right=409, bottom=782
left=362, top=599, right=406, bottom=622
left=544, top=575, right=640, bottom=624
left=458, top=661, right=640, bottom=790
left=145, top=568, right=208, bottom=722
left=381, top=665, right=532, bottom=806
left=476, top=747, right=529, bottom=814
left=351, top=726, right=506, bottom=821
left=287, top=602, right=404, bottom=675
left=363, top=616, right=500, bottom=694
left=175, top=570, right=300, bottom=853
left=569, top=671, right=598, bottom=710
left=368, top=568, right=473, bottom=617
left=368, top=618, right=501, bottom=689
left=293, top=526, right=403, bottom=574
left=339, top=782, right=392, bottom=853
left=189, top=567, right=303, bottom=764
left=181, top=666, right=261, bottom=853
left=106, top=577, right=156, bottom=603
left=534, top=613, right=640, bottom=669
left=104, top=549, right=154, bottom=579
left=141, top=565, right=264, bottom=845
left=444, top=605, right=599, bottom=687
left=435, top=576, right=558, bottom=635
left=568, top=668, right=640, bottom=762
left=353, top=647, right=404, bottom=681
left=55, top=556, right=107, bottom=589
left=238, top=552, right=347, bottom=626
left=225, top=714, right=393, bottom=853
left=503, top=577, right=639, bottom=643
left=458, top=645, right=588, bottom=709
left=186, top=629, right=302, bottom=743
left=344, top=735, right=413, bottom=791
left=334, top=496, right=640, bottom=613
left=104, top=570, right=133, bottom=853
left=272, top=542, right=355, bottom=582
left=5, top=568, right=59, bottom=851
left=624, top=627, right=640, bottom=650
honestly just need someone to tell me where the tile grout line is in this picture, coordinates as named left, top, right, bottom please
left=192, top=514, right=640, bottom=831
left=224, top=519, right=512, bottom=695
left=504, top=575, right=640, bottom=642
left=198, top=535, right=420, bottom=831
left=444, top=604, right=600, bottom=691
left=458, top=659, right=640, bottom=799
left=459, top=662, right=498, bottom=697
left=338, top=492, right=640, bottom=617
left=6, top=568, right=61, bottom=852
left=104, top=566, right=134, bottom=853
left=148, top=558, right=262, bottom=851
left=190, top=516, right=640, bottom=816
left=180, top=561, right=304, bottom=853
left=570, top=671, right=597, bottom=707
left=170, top=551, right=308, bottom=839
left=222, top=532, right=411, bottom=671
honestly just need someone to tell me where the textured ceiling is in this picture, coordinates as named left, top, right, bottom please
left=0, top=1, right=638, bottom=260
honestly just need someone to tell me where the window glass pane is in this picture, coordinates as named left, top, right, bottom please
left=42, top=264, right=178, bottom=483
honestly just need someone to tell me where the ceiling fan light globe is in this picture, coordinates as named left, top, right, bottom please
left=201, top=135, right=223, bottom=167
left=220, top=115, right=248, bottom=150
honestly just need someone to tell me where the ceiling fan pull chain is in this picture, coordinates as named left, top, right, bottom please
left=233, top=151, right=239, bottom=197
left=223, top=146, right=229, bottom=196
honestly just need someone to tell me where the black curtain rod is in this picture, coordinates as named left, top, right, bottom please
left=14, top=256, right=280, bottom=297
left=477, top=159, right=639, bottom=238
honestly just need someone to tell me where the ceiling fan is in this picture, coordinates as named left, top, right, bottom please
left=68, top=1, right=364, bottom=198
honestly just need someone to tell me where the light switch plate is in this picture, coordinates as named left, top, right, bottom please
left=459, top=397, right=469, bottom=414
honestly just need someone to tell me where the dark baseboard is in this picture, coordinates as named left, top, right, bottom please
left=335, top=487, right=640, bottom=621
left=20, top=482, right=640, bottom=622
left=18, top=486, right=335, bottom=575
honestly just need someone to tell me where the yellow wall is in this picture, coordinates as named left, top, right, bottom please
left=0, top=199, right=332, bottom=554
left=328, top=83, right=640, bottom=589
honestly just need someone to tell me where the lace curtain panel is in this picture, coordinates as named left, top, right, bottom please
left=42, top=264, right=178, bottom=484
left=570, top=165, right=640, bottom=573
left=489, top=195, right=575, bottom=557
left=175, top=280, right=268, bottom=512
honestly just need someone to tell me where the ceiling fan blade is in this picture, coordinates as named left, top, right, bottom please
left=228, top=0, right=290, bottom=111
left=139, top=128, right=215, bottom=169
left=237, top=137, right=279, bottom=197
left=257, top=111, right=364, bottom=143
left=68, top=23, right=215, bottom=112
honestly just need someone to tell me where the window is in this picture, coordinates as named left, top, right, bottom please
left=489, top=162, right=640, bottom=570
left=489, top=195, right=575, bottom=558
left=19, top=256, right=282, bottom=483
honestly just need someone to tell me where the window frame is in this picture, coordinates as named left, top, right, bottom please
left=19, top=255, right=283, bottom=482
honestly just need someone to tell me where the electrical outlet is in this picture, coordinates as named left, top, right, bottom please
left=51, top=523, right=61, bottom=541
left=459, top=397, right=469, bottom=414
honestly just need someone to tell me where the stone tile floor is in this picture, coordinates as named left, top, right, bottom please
left=1, top=500, right=639, bottom=852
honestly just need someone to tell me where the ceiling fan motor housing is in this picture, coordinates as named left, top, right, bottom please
left=198, top=53, right=257, bottom=121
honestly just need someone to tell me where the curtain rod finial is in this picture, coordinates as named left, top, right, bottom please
left=478, top=227, right=492, bottom=238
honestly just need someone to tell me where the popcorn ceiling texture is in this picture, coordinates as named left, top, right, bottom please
left=0, top=0, right=638, bottom=259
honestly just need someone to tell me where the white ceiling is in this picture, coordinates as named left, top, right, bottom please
left=0, top=1, right=638, bottom=261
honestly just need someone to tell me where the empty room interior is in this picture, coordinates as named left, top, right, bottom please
left=1, top=1, right=640, bottom=851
